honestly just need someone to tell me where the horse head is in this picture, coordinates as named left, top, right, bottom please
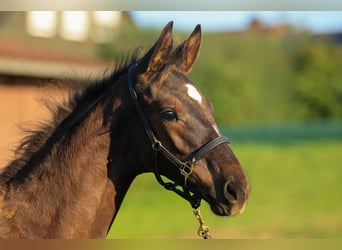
left=130, top=22, right=250, bottom=217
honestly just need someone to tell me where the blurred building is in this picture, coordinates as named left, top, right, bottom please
left=247, top=18, right=291, bottom=37
left=0, top=11, right=131, bottom=167
left=0, top=11, right=131, bottom=83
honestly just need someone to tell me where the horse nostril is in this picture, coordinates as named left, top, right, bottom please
left=224, top=181, right=238, bottom=204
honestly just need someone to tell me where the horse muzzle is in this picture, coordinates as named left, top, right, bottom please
left=203, top=174, right=250, bottom=217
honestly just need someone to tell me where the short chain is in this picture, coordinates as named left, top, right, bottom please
left=193, top=207, right=211, bottom=239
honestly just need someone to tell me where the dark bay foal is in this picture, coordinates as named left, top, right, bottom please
left=0, top=22, right=249, bottom=238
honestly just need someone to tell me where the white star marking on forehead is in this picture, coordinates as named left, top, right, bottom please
left=185, top=83, right=202, bottom=104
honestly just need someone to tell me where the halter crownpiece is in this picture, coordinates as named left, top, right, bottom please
left=127, top=63, right=229, bottom=239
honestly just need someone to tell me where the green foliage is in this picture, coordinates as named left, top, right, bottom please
left=96, top=27, right=342, bottom=126
left=290, top=36, right=342, bottom=119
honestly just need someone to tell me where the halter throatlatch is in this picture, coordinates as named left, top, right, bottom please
left=127, top=64, right=229, bottom=239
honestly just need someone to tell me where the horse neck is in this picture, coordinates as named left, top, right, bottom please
left=1, top=80, right=140, bottom=238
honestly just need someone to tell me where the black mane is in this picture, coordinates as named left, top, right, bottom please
left=0, top=51, right=142, bottom=184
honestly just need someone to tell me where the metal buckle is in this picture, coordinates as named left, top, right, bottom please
left=180, top=162, right=193, bottom=178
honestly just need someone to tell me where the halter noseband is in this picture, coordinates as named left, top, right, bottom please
left=127, top=64, right=229, bottom=209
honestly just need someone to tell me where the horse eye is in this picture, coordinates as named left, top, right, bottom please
left=162, top=110, right=178, bottom=121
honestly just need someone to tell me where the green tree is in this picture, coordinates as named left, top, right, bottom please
left=291, top=37, right=342, bottom=119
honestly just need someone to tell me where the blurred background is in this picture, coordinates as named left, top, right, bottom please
left=0, top=11, right=341, bottom=238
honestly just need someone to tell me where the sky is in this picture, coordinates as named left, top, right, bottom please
left=131, top=11, right=342, bottom=34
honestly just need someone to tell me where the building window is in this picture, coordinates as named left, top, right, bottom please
left=60, top=11, right=89, bottom=42
left=25, top=11, right=122, bottom=43
left=26, top=11, right=57, bottom=38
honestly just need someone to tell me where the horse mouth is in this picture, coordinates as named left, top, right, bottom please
left=209, top=202, right=232, bottom=216
left=204, top=195, right=246, bottom=217
left=203, top=196, right=233, bottom=216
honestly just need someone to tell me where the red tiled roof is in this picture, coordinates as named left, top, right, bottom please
left=0, top=39, right=106, bottom=66
left=0, top=39, right=113, bottom=80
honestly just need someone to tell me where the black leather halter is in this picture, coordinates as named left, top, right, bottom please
left=127, top=64, right=229, bottom=209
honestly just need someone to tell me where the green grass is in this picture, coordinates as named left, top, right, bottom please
left=107, top=140, right=342, bottom=239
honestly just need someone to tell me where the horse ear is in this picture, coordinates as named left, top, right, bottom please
left=171, top=24, right=201, bottom=73
left=136, top=21, right=174, bottom=76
